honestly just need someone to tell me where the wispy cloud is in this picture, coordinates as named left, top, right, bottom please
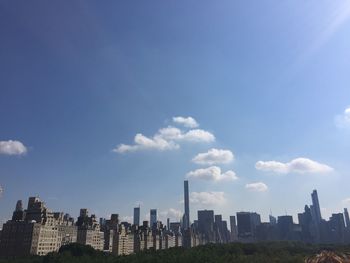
left=189, top=191, right=226, bottom=206
left=255, top=158, right=333, bottom=174
left=245, top=182, right=268, bottom=192
left=0, top=140, right=27, bottom=156
left=113, top=117, right=214, bottom=153
left=192, top=148, right=234, bottom=165
left=187, top=166, right=238, bottom=182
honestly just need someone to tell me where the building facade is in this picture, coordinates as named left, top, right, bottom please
left=0, top=197, right=77, bottom=257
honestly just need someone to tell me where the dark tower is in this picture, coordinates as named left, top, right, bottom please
left=311, top=190, right=322, bottom=223
left=134, top=206, right=140, bottom=226
left=184, top=180, right=190, bottom=229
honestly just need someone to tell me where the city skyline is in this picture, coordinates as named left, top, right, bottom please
left=1, top=180, right=349, bottom=230
left=2, top=179, right=350, bottom=257
left=2, top=1, right=350, bottom=227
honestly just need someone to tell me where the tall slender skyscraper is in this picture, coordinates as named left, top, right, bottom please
left=311, top=189, right=322, bottom=223
left=344, top=208, right=350, bottom=228
left=133, top=206, right=140, bottom=226
left=150, top=209, right=157, bottom=228
left=184, top=180, right=190, bottom=229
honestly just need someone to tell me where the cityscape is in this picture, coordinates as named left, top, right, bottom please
left=1, top=1, right=350, bottom=262
left=1, top=180, right=350, bottom=258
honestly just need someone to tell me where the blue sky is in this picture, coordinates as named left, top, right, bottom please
left=1, top=0, right=350, bottom=226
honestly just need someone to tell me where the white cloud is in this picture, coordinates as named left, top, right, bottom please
left=0, top=140, right=27, bottom=156
left=156, top=126, right=183, bottom=140
left=335, top=107, right=350, bottom=129
left=113, top=133, right=179, bottom=153
left=181, top=129, right=215, bottom=142
left=245, top=182, right=268, bottom=192
left=114, top=122, right=215, bottom=153
left=120, top=216, right=133, bottom=223
left=0, top=185, right=3, bottom=198
left=159, top=208, right=183, bottom=221
left=192, top=148, right=234, bottom=165
left=187, top=166, right=238, bottom=182
left=156, top=126, right=214, bottom=143
left=190, top=191, right=226, bottom=205
left=173, top=116, right=199, bottom=128
left=255, top=158, right=333, bottom=174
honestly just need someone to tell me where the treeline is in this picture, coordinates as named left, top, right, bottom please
left=1, top=242, right=350, bottom=263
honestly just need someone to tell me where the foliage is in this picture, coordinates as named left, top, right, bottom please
left=2, top=242, right=350, bottom=263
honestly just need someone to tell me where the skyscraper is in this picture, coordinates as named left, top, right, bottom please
left=134, top=207, right=140, bottom=226
left=150, top=209, right=157, bottom=228
left=237, top=212, right=261, bottom=240
left=229, top=216, right=237, bottom=241
left=184, top=180, right=190, bottom=230
left=311, top=190, right=322, bottom=223
left=329, top=213, right=346, bottom=243
left=277, top=215, right=293, bottom=240
left=198, top=210, right=215, bottom=242
left=344, top=208, right=350, bottom=228
left=214, top=215, right=229, bottom=243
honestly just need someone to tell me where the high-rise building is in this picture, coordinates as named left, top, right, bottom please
left=277, top=215, right=294, bottom=240
left=0, top=197, right=77, bottom=257
left=298, top=205, right=313, bottom=243
left=221, top=220, right=230, bottom=243
left=213, top=215, right=229, bottom=243
left=134, top=207, right=140, bottom=226
left=150, top=209, right=157, bottom=228
left=214, top=215, right=223, bottom=243
left=328, top=213, right=346, bottom=243
left=184, top=180, right=190, bottom=230
left=311, top=190, right=322, bottom=223
left=237, top=212, right=261, bottom=240
left=198, top=210, right=215, bottom=243
left=229, top=216, right=237, bottom=241
left=344, top=208, right=350, bottom=228
left=76, top=209, right=104, bottom=251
